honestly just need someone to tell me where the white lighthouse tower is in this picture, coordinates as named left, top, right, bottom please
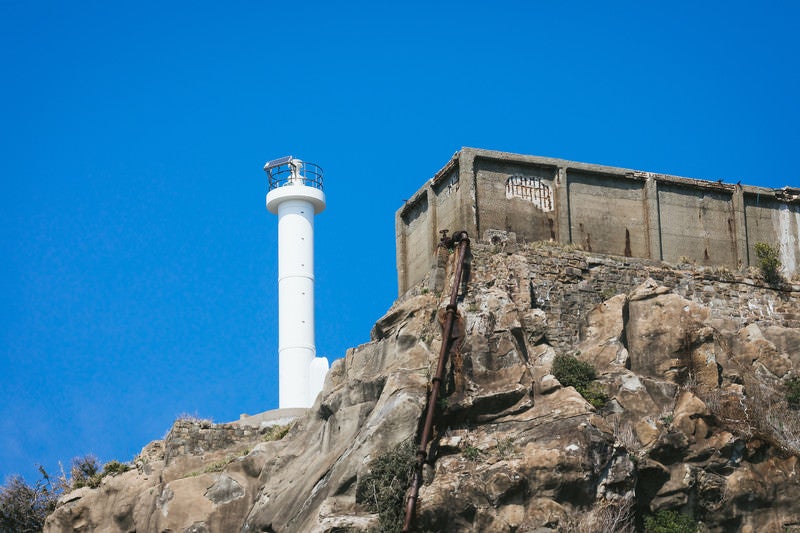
left=264, top=156, right=329, bottom=409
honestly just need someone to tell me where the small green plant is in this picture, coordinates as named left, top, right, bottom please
left=660, top=414, right=674, bottom=426
left=355, top=439, right=416, bottom=533
left=101, top=460, right=131, bottom=477
left=786, top=377, right=800, bottom=409
left=462, top=445, right=482, bottom=461
left=552, top=353, right=596, bottom=390
left=581, top=382, right=609, bottom=409
left=551, top=354, right=608, bottom=408
left=643, top=509, right=699, bottom=532
left=65, top=456, right=131, bottom=489
left=754, top=242, right=782, bottom=284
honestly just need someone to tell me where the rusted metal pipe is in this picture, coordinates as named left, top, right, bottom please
left=402, top=231, right=470, bottom=533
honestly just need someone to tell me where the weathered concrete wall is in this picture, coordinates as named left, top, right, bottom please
left=396, top=148, right=800, bottom=294
left=397, top=191, right=432, bottom=296
left=657, top=183, right=738, bottom=267
left=567, top=171, right=648, bottom=258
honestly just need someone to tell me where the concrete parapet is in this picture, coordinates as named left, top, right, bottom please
left=233, top=408, right=306, bottom=428
left=396, top=148, right=799, bottom=294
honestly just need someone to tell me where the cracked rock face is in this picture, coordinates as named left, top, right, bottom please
left=45, top=244, right=800, bottom=532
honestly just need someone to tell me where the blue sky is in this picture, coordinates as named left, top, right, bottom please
left=1, top=1, right=798, bottom=483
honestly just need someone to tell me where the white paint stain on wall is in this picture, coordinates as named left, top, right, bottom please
left=775, top=204, right=799, bottom=275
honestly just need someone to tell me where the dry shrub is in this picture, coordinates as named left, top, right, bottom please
left=0, top=469, right=58, bottom=532
left=743, top=380, right=800, bottom=455
left=355, top=439, right=416, bottom=533
left=262, top=423, right=292, bottom=442
left=608, top=414, right=641, bottom=454
left=700, top=361, right=800, bottom=456
left=702, top=388, right=746, bottom=426
left=575, top=498, right=635, bottom=533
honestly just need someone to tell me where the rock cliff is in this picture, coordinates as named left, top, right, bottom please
left=45, top=242, right=800, bottom=532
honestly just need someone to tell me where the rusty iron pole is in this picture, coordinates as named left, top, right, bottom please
left=402, top=231, right=469, bottom=533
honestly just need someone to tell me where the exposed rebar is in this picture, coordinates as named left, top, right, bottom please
left=402, top=230, right=470, bottom=533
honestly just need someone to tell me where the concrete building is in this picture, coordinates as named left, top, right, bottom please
left=396, top=147, right=800, bottom=294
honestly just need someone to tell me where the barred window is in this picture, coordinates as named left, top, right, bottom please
left=505, top=175, right=553, bottom=212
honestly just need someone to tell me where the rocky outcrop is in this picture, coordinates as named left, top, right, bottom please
left=45, top=243, right=800, bottom=532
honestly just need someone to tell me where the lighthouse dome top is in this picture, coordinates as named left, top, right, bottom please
left=264, top=156, right=326, bottom=214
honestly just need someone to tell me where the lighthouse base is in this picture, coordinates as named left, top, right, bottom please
left=279, top=349, right=330, bottom=409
